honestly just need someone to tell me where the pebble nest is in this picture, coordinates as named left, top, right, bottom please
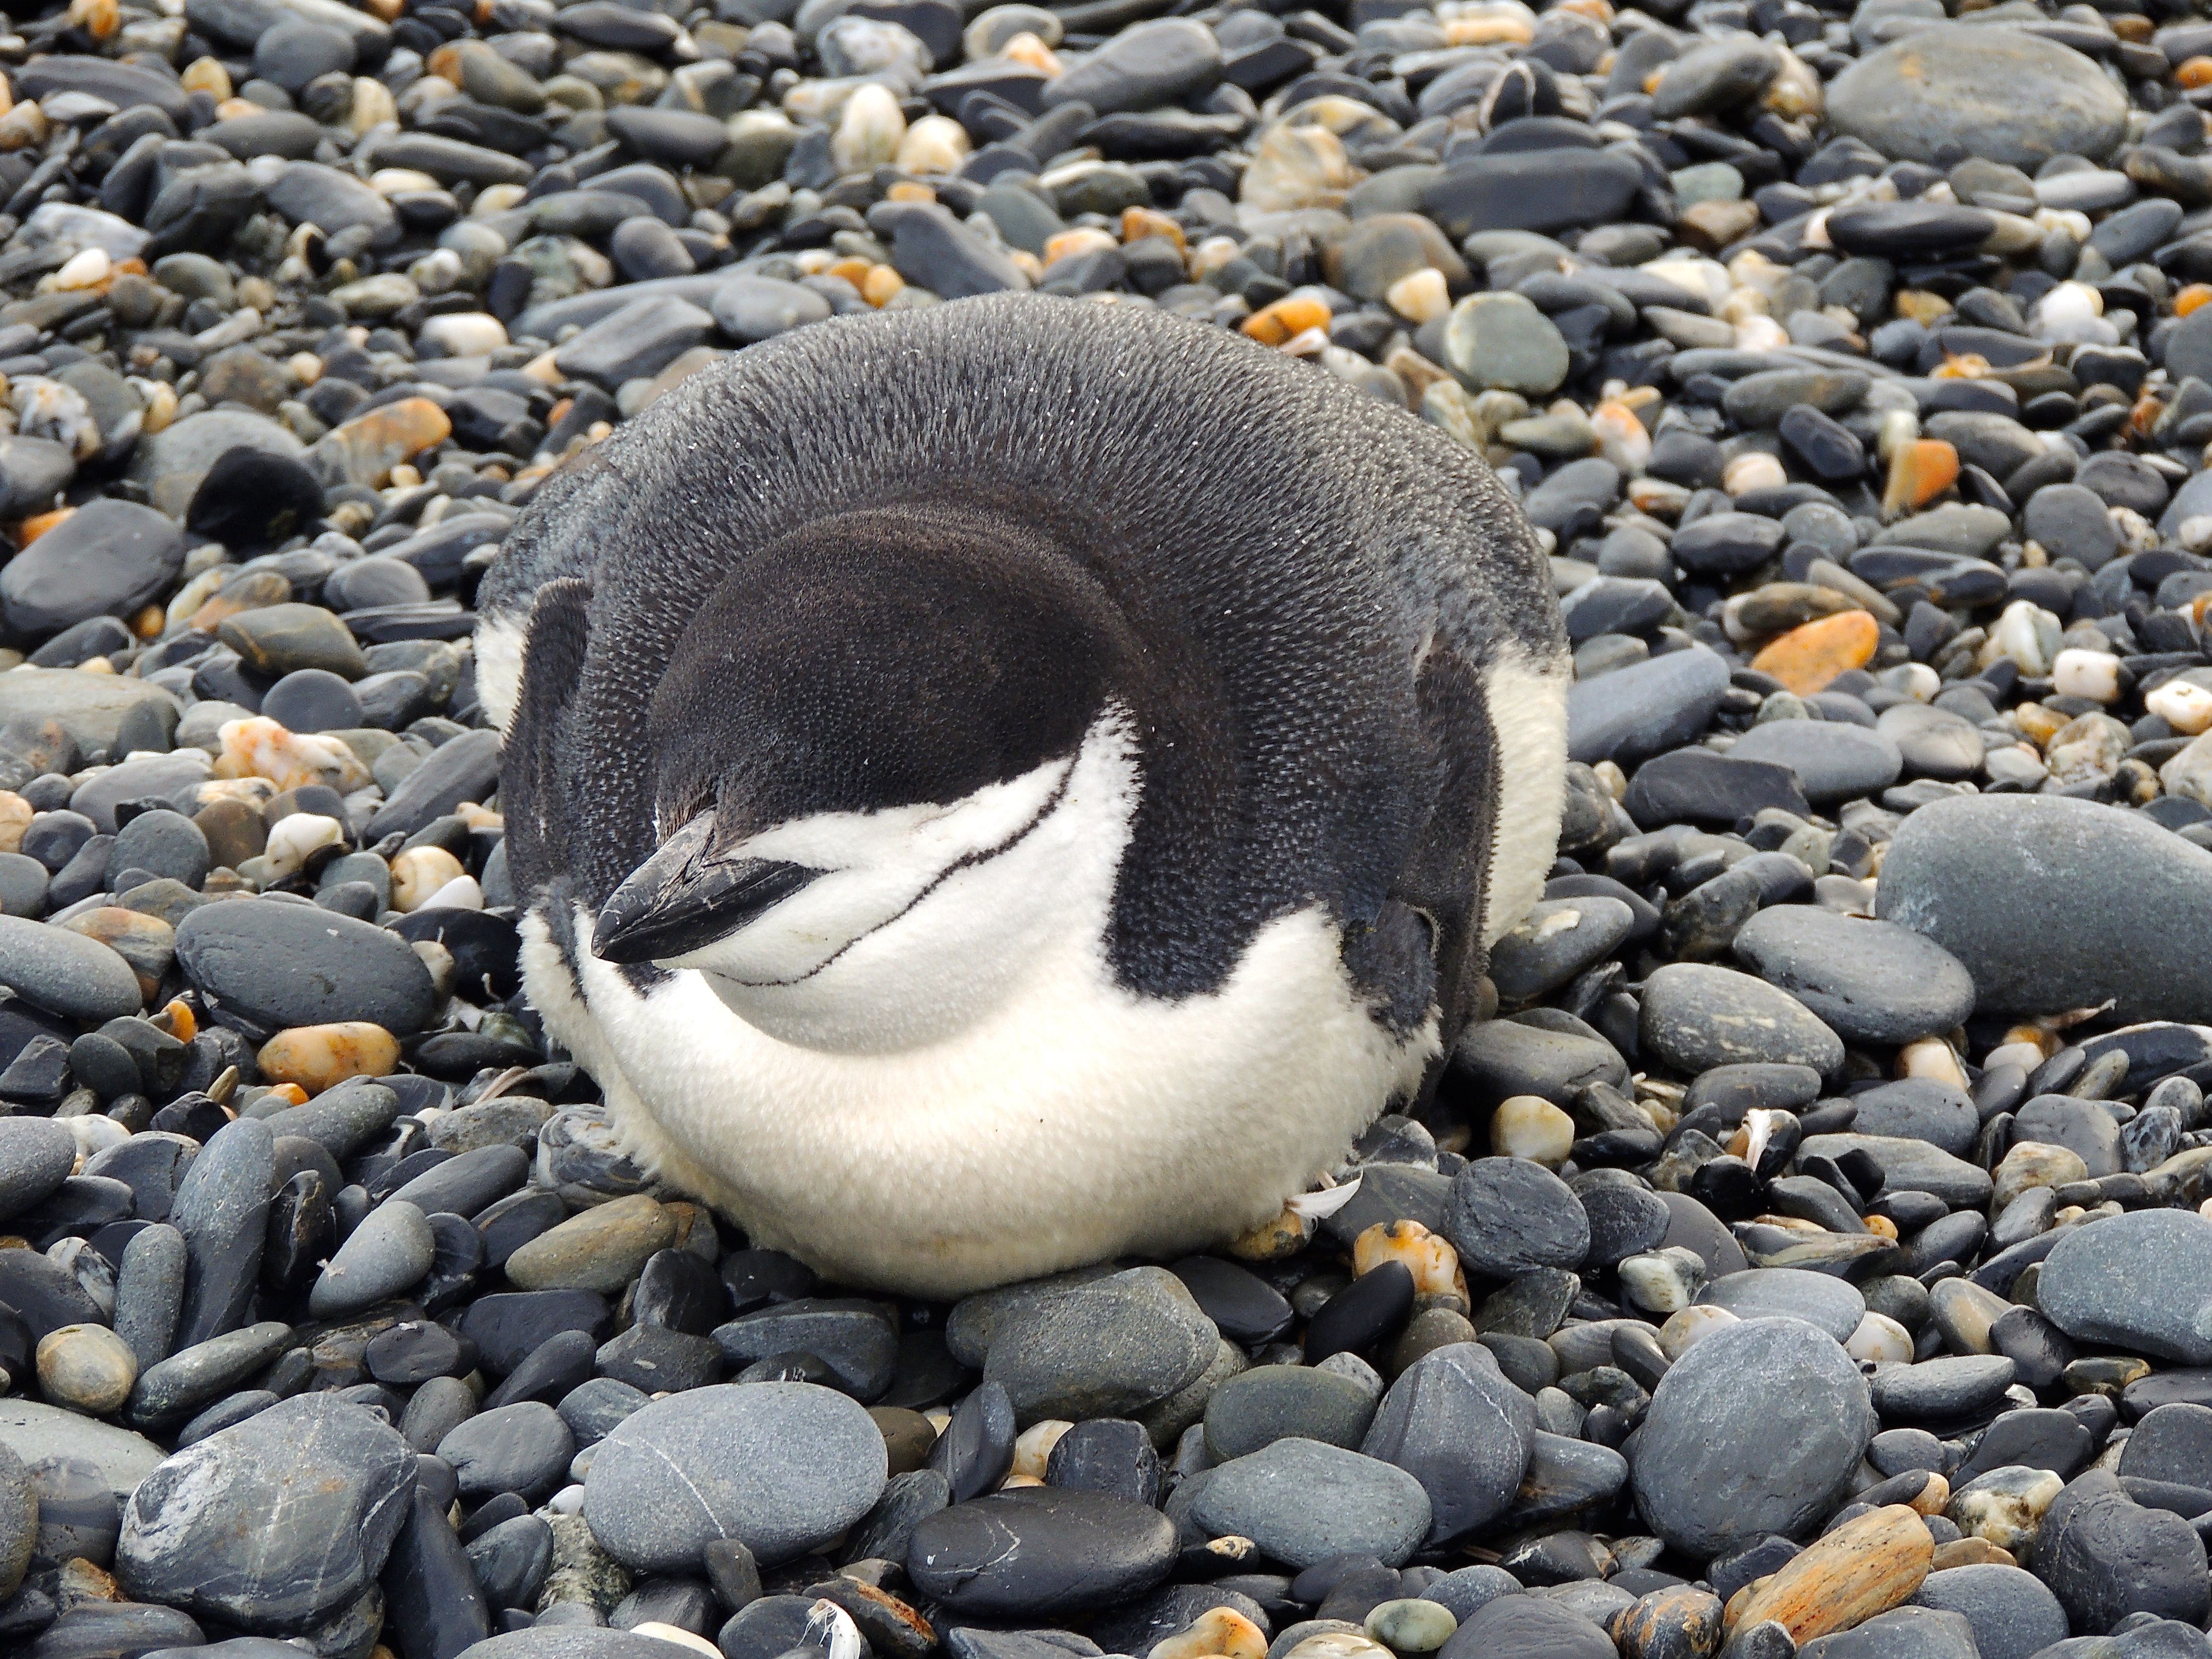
left=0, top=0, right=2210, bottom=1653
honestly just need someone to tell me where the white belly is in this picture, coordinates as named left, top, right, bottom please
left=523, top=902, right=1432, bottom=1297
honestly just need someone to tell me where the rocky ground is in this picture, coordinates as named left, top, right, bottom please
left=0, top=0, right=2208, bottom=1654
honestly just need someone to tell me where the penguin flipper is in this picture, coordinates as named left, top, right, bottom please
left=504, top=576, right=593, bottom=899
left=1387, top=643, right=1500, bottom=1045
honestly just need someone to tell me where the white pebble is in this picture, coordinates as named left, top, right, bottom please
left=634, top=1626, right=721, bottom=1659
left=263, top=813, right=345, bottom=880
left=418, top=311, right=507, bottom=356
left=2149, top=678, right=2212, bottom=736
left=1983, top=599, right=2062, bottom=677
left=1845, top=1311, right=1914, bottom=1364
left=66, top=1115, right=129, bottom=1163
left=418, top=874, right=484, bottom=912
left=2051, top=647, right=2120, bottom=704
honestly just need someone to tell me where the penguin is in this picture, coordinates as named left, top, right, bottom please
left=480, top=292, right=1569, bottom=1298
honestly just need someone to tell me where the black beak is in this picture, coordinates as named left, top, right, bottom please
left=592, top=813, right=821, bottom=965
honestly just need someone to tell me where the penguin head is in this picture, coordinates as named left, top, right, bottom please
left=591, top=506, right=1141, bottom=1051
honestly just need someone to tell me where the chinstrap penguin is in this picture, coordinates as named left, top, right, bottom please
left=482, top=292, right=1569, bottom=1297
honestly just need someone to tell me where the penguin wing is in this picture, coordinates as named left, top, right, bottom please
left=503, top=576, right=593, bottom=920
left=477, top=443, right=623, bottom=733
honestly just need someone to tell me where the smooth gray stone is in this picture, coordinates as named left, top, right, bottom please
left=1799, top=1606, right=1977, bottom=1659
left=1876, top=794, right=2212, bottom=1022
left=176, top=897, right=439, bottom=1034
left=438, top=1401, right=575, bottom=1499
left=2035, top=1469, right=2211, bottom=1633
left=168, top=1118, right=276, bottom=1350
left=1731, top=905, right=1976, bottom=1046
left=1566, top=647, right=1731, bottom=765
left=1630, top=1316, right=1872, bottom=1558
left=116, top=1393, right=416, bottom=1631
left=1799, top=1132, right=1993, bottom=1208
left=581, top=1382, right=887, bottom=1572
left=0, top=1115, right=78, bottom=1223
left=1360, top=1342, right=1535, bottom=1544
left=310, top=1198, right=434, bottom=1319
left=2117, top=1404, right=2212, bottom=1490
left=1189, top=1438, right=1431, bottom=1569
left=1640, top=962, right=1844, bottom=1074
left=1697, top=1269, right=1865, bottom=1343
left=1845, top=1080, right=1979, bottom=1157
left=0, top=914, right=142, bottom=1022
left=0, top=498, right=182, bottom=637
left=1203, top=1364, right=1377, bottom=1463
left=0, top=1399, right=167, bottom=1504
left=1911, top=1565, right=2068, bottom=1659
left=1451, top=1018, right=1628, bottom=1106
left=115, top=1222, right=188, bottom=1374
left=982, top=1271, right=1215, bottom=1425
left=552, top=295, right=715, bottom=388
left=709, top=274, right=830, bottom=342
left=2038, top=1210, right=2212, bottom=1365
left=1827, top=25, right=2127, bottom=167
left=1728, top=721, right=1902, bottom=804
left=1876, top=702, right=1986, bottom=781
left=1868, top=1355, right=2016, bottom=1420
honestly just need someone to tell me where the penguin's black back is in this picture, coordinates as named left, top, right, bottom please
left=493, top=293, right=1563, bottom=1029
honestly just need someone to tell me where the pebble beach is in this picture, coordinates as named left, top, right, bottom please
left=0, top=0, right=2207, bottom=1654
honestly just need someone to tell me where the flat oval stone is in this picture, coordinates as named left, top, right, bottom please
left=1204, top=1364, right=1377, bottom=1463
left=2037, top=1210, right=2212, bottom=1365
left=1827, top=26, right=2128, bottom=168
left=907, top=1486, right=1178, bottom=1616
left=0, top=1116, right=80, bottom=1224
left=581, top=1382, right=887, bottom=1572
left=1910, top=1564, right=2067, bottom=1659
left=1876, top=794, right=2212, bottom=1023
left=1697, top=1268, right=1866, bottom=1344
left=176, top=898, right=439, bottom=1034
left=1631, top=1317, right=1873, bottom=1559
left=310, top=1198, right=434, bottom=1319
left=1444, top=1158, right=1591, bottom=1276
left=1190, top=1438, right=1431, bottom=1570
left=1639, top=963, right=1844, bottom=1074
left=1731, top=906, right=1975, bottom=1046
left=1727, top=722, right=1902, bottom=805
left=0, top=914, right=141, bottom=1022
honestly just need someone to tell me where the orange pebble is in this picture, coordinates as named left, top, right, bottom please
left=1041, top=227, right=1115, bottom=268
left=130, top=604, right=165, bottom=639
left=2179, top=55, right=2212, bottom=89
left=1241, top=293, right=1330, bottom=347
left=1120, top=205, right=1183, bottom=249
left=2178, top=283, right=2212, bottom=318
left=1882, top=437, right=1959, bottom=517
left=885, top=180, right=935, bottom=203
left=264, top=1082, right=310, bottom=1107
left=1751, top=610, right=1879, bottom=695
left=861, top=264, right=905, bottom=306
left=16, top=507, right=71, bottom=545
left=826, top=256, right=873, bottom=289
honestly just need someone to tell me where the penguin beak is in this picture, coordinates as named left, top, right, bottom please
left=593, top=813, right=821, bottom=965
